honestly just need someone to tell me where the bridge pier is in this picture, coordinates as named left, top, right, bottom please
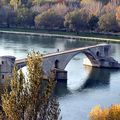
left=55, top=69, right=67, bottom=82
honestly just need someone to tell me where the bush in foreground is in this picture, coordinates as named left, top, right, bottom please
left=90, top=104, right=120, bottom=120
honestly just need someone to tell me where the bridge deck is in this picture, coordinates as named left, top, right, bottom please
left=16, top=43, right=109, bottom=64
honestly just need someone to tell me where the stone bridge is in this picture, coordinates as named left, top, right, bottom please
left=0, top=44, right=120, bottom=81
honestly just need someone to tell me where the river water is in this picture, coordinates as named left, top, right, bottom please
left=0, top=33, right=120, bottom=120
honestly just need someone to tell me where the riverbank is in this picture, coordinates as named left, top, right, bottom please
left=0, top=28, right=120, bottom=43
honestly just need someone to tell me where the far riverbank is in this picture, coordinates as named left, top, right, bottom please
left=0, top=28, right=120, bottom=43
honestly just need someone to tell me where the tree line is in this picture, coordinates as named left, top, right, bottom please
left=0, top=0, right=120, bottom=32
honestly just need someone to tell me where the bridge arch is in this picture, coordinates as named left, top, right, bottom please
left=62, top=50, right=98, bottom=70
left=16, top=51, right=97, bottom=72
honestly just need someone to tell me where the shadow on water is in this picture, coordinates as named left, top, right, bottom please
left=54, top=67, right=120, bottom=97
left=54, top=81, right=70, bottom=97
left=79, top=67, right=120, bottom=91
left=80, top=67, right=111, bottom=89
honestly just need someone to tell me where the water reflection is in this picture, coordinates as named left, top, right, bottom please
left=81, top=67, right=111, bottom=89
left=54, top=81, right=70, bottom=97
left=0, top=33, right=57, bottom=48
left=0, top=33, right=60, bottom=58
left=54, top=67, right=110, bottom=97
left=64, top=39, right=99, bottom=49
left=55, top=66, right=120, bottom=97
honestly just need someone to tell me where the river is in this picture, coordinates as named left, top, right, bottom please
left=0, top=33, right=120, bottom=120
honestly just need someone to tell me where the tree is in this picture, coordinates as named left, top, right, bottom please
left=89, top=104, right=120, bottom=120
left=32, top=0, right=44, bottom=5
left=116, top=6, right=120, bottom=27
left=64, top=8, right=91, bottom=32
left=16, top=7, right=35, bottom=27
left=8, top=10, right=17, bottom=27
left=98, top=13, right=119, bottom=32
left=0, top=5, right=13, bottom=28
left=34, top=10, right=64, bottom=29
left=31, top=4, right=50, bottom=15
left=102, top=2, right=117, bottom=15
left=10, top=0, right=21, bottom=11
left=95, top=0, right=110, bottom=5
left=0, top=7, right=6, bottom=27
left=2, top=68, right=29, bottom=120
left=0, top=0, right=10, bottom=6
left=88, top=15, right=99, bottom=30
left=81, top=0, right=103, bottom=16
left=2, top=52, right=60, bottom=120
left=116, top=6, right=120, bottom=21
left=52, top=3, right=69, bottom=16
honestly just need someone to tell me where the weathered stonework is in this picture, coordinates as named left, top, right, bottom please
left=0, top=56, right=16, bottom=82
left=0, top=44, right=120, bottom=81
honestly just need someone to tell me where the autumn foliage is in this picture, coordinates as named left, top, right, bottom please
left=90, top=104, right=120, bottom=120
left=0, top=0, right=120, bottom=32
left=1, top=52, right=60, bottom=120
